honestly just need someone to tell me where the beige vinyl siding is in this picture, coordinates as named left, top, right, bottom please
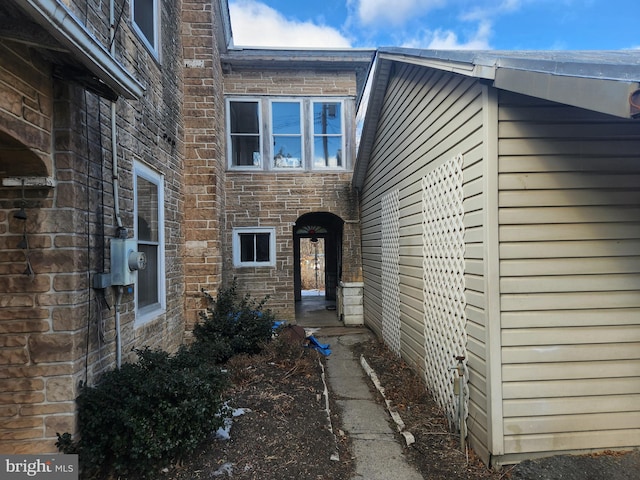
left=360, top=64, right=491, bottom=460
left=498, top=90, right=640, bottom=457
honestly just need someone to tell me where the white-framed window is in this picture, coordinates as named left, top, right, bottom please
left=232, top=227, right=276, bottom=267
left=134, top=162, right=165, bottom=323
left=132, top=0, right=159, bottom=57
left=226, top=97, right=347, bottom=171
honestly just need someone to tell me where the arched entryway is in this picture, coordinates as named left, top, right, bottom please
left=293, top=212, right=343, bottom=325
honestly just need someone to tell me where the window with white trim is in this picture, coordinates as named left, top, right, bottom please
left=226, top=97, right=348, bottom=171
left=232, top=227, right=276, bottom=267
left=135, top=162, right=165, bottom=322
left=132, top=0, right=159, bottom=57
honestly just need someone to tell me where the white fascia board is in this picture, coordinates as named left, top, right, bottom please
left=15, top=0, right=144, bottom=100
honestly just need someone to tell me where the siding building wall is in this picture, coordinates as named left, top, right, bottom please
left=355, top=50, right=640, bottom=466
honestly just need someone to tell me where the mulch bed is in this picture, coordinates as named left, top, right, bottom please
left=157, top=333, right=636, bottom=480
left=158, top=336, right=353, bottom=480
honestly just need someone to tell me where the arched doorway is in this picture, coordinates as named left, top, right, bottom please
left=293, top=212, right=343, bottom=324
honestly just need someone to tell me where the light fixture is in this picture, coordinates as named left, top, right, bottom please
left=14, top=179, right=27, bottom=220
left=14, top=207, right=27, bottom=220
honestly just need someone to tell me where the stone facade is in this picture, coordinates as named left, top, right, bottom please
left=0, top=0, right=197, bottom=453
left=182, top=0, right=227, bottom=336
left=221, top=68, right=364, bottom=321
left=0, top=0, right=370, bottom=456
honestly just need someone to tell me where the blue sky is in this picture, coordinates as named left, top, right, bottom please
left=229, top=0, right=640, bottom=50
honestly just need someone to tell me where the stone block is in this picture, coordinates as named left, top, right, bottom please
left=28, top=334, right=73, bottom=363
left=45, top=414, right=75, bottom=438
left=1, top=439, right=57, bottom=454
left=0, top=378, right=44, bottom=392
left=0, top=349, right=29, bottom=365
left=46, top=377, right=74, bottom=402
left=20, top=403, right=74, bottom=416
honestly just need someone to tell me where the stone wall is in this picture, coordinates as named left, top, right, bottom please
left=222, top=69, right=363, bottom=321
left=0, top=0, right=189, bottom=454
left=182, top=0, right=227, bottom=337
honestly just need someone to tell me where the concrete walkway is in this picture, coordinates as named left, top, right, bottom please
left=319, top=331, right=424, bottom=480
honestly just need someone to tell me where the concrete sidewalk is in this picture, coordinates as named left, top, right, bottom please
left=319, top=331, right=424, bottom=480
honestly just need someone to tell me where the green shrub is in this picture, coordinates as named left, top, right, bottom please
left=57, top=280, right=277, bottom=479
left=59, top=347, right=228, bottom=479
left=193, top=279, right=276, bottom=362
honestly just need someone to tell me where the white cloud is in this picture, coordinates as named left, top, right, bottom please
left=229, top=0, right=352, bottom=48
left=355, top=0, right=446, bottom=27
left=402, top=19, right=492, bottom=49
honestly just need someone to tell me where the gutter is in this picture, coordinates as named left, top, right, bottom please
left=14, top=0, right=144, bottom=100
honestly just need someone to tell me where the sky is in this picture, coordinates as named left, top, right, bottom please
left=229, top=0, right=640, bottom=51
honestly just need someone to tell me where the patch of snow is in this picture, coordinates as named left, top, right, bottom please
left=212, top=462, right=233, bottom=477
left=216, top=404, right=251, bottom=440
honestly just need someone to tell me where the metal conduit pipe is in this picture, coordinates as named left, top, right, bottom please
left=110, top=0, right=123, bottom=367
left=114, top=286, right=123, bottom=368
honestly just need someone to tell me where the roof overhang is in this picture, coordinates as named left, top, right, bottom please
left=11, top=0, right=144, bottom=100
left=353, top=48, right=640, bottom=189
left=494, top=68, right=639, bottom=120
left=221, top=48, right=376, bottom=100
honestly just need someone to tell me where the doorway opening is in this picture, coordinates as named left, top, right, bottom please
left=300, top=237, right=325, bottom=297
left=293, top=212, right=343, bottom=326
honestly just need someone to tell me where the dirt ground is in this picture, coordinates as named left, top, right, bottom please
left=158, top=334, right=639, bottom=480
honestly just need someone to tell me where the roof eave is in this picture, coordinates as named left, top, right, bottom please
left=15, top=0, right=144, bottom=100
left=353, top=48, right=640, bottom=190
left=494, top=67, right=640, bottom=119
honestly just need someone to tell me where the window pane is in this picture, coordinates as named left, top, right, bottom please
left=138, top=243, right=158, bottom=308
left=272, top=102, right=300, bottom=134
left=240, top=233, right=255, bottom=262
left=230, top=102, right=260, bottom=167
left=137, top=177, right=158, bottom=241
left=133, top=0, right=155, bottom=47
left=313, top=137, right=343, bottom=167
left=255, top=233, right=270, bottom=262
left=232, top=136, right=261, bottom=166
left=273, top=136, right=302, bottom=168
left=230, top=102, right=259, bottom=134
left=313, top=103, right=342, bottom=135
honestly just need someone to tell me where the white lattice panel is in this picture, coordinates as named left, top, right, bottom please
left=381, top=190, right=401, bottom=355
left=421, top=154, right=468, bottom=432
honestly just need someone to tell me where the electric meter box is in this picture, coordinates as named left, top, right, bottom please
left=111, top=238, right=146, bottom=285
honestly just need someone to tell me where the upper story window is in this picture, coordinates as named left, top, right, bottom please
left=135, top=162, right=166, bottom=324
left=132, top=0, right=159, bottom=57
left=226, top=97, right=349, bottom=171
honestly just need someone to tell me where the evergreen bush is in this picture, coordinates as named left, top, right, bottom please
left=193, top=279, right=276, bottom=362
left=57, top=280, right=277, bottom=478
left=58, top=347, right=228, bottom=479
